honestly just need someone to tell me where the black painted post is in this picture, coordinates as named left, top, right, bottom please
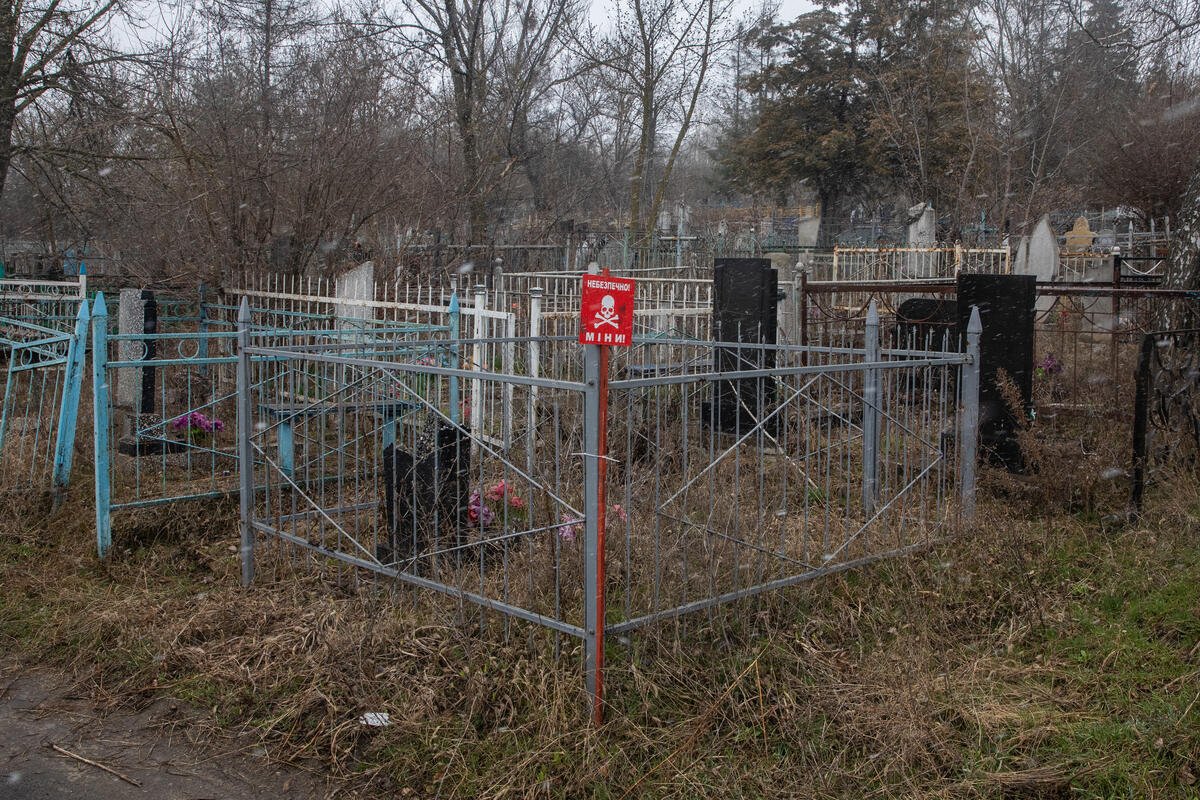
left=1130, top=334, right=1154, bottom=513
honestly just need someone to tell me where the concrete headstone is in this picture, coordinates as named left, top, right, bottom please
left=117, top=288, right=144, bottom=412
left=796, top=216, right=820, bottom=247
left=905, top=203, right=937, bottom=278
left=335, top=261, right=374, bottom=323
left=765, top=251, right=793, bottom=272
left=906, top=203, right=936, bottom=248
left=1014, top=215, right=1058, bottom=282
left=1012, top=215, right=1059, bottom=312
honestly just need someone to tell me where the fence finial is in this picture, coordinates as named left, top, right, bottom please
left=93, top=292, right=107, bottom=318
left=449, top=292, right=460, bottom=313
left=967, top=304, right=982, bottom=336
left=238, top=296, right=251, bottom=324
left=866, top=299, right=880, bottom=326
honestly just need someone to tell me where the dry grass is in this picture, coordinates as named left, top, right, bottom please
left=1, top=458, right=1198, bottom=798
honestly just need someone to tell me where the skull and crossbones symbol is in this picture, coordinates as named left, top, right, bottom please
left=593, top=294, right=619, bottom=329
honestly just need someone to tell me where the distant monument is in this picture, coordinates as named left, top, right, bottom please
left=1014, top=214, right=1058, bottom=282
left=1013, top=214, right=1059, bottom=311
left=796, top=205, right=821, bottom=248
left=906, top=203, right=936, bottom=248
left=905, top=203, right=937, bottom=278
left=335, top=260, right=374, bottom=323
left=1064, top=216, right=1096, bottom=252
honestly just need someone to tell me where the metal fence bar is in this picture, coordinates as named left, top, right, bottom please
left=862, top=302, right=880, bottom=516
left=51, top=300, right=90, bottom=492
left=958, top=307, right=982, bottom=520
left=238, top=298, right=255, bottom=586
left=92, top=294, right=112, bottom=557
left=582, top=342, right=604, bottom=724
left=471, top=285, right=486, bottom=439
left=1130, top=333, right=1154, bottom=513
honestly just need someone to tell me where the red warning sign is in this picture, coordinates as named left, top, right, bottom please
left=579, top=271, right=636, bottom=346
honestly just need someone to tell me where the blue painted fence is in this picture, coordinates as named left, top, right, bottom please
left=0, top=301, right=90, bottom=496
left=91, top=292, right=458, bottom=557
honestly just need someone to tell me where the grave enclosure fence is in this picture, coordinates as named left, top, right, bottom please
left=237, top=300, right=981, bottom=717
left=798, top=276, right=1199, bottom=509
left=90, top=291, right=456, bottom=557
left=0, top=274, right=90, bottom=498
left=1130, top=329, right=1200, bottom=511
left=0, top=273, right=984, bottom=719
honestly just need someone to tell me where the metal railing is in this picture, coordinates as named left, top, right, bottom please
left=237, top=299, right=980, bottom=719
left=0, top=271, right=87, bottom=332
left=90, top=291, right=453, bottom=556
left=0, top=303, right=89, bottom=496
left=823, top=246, right=1011, bottom=282
left=1130, top=330, right=1200, bottom=512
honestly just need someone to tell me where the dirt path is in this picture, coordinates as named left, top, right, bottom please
left=0, top=663, right=333, bottom=800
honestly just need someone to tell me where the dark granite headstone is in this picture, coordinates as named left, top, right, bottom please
left=381, top=422, right=470, bottom=568
left=707, top=258, right=781, bottom=433
left=140, top=289, right=157, bottom=415
left=956, top=274, right=1036, bottom=472
left=896, top=297, right=957, bottom=351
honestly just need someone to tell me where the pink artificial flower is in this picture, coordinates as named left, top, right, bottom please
left=558, top=512, right=582, bottom=543
left=508, top=495, right=526, bottom=510
left=467, top=490, right=494, bottom=527
left=485, top=480, right=508, bottom=502
left=611, top=504, right=627, bottom=523
left=171, top=411, right=225, bottom=436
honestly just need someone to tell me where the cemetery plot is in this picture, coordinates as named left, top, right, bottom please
left=238, top=316, right=977, bottom=712
left=244, top=335, right=593, bottom=638
left=90, top=292, right=454, bottom=557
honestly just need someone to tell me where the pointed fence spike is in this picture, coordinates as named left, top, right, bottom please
left=968, top=305, right=983, bottom=335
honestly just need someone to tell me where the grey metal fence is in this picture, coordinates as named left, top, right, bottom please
left=0, top=274, right=87, bottom=332
left=237, top=299, right=980, bottom=720
left=1130, top=330, right=1200, bottom=512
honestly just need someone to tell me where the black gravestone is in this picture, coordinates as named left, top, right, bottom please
left=707, top=258, right=781, bottom=433
left=140, top=289, right=157, bottom=415
left=956, top=274, right=1035, bottom=472
left=381, top=422, right=470, bottom=569
left=896, top=297, right=957, bottom=351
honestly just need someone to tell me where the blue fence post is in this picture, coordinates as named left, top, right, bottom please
left=448, top=292, right=460, bottom=424
left=92, top=293, right=112, bottom=557
left=52, top=299, right=90, bottom=492
left=278, top=420, right=294, bottom=481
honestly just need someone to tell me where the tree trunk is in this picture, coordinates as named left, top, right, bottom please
left=1162, top=166, right=1200, bottom=329
left=0, top=101, right=15, bottom=201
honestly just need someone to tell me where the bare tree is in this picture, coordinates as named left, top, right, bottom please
left=0, top=0, right=133, bottom=198
left=382, top=0, right=580, bottom=243
left=591, top=0, right=732, bottom=245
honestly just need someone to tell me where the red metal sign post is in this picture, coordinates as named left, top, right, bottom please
left=580, top=269, right=634, bottom=725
